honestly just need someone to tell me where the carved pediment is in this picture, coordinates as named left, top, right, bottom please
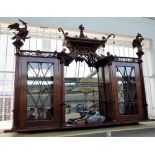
left=58, top=25, right=115, bottom=67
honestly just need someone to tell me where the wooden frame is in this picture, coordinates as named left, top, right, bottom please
left=13, top=54, right=148, bottom=131
left=111, top=61, right=145, bottom=122
left=13, top=55, right=63, bottom=131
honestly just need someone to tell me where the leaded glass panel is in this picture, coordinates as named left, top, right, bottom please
left=27, top=62, right=54, bottom=120
left=116, top=66, right=138, bottom=115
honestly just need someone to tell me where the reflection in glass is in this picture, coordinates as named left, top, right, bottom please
left=64, top=60, right=105, bottom=127
left=27, top=62, right=54, bottom=120
left=116, top=66, right=138, bottom=115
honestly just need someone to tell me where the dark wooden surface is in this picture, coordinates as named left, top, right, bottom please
left=14, top=56, right=62, bottom=131
left=111, top=61, right=145, bottom=122
left=13, top=53, right=148, bottom=131
left=10, top=21, right=147, bottom=132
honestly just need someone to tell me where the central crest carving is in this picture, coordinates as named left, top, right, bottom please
left=57, top=25, right=115, bottom=67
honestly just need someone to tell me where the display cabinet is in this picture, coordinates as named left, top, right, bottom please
left=13, top=54, right=63, bottom=131
left=97, top=58, right=147, bottom=124
left=9, top=20, right=148, bottom=131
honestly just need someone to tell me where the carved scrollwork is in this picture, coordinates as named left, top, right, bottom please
left=101, top=33, right=115, bottom=48
left=19, top=50, right=58, bottom=58
left=106, top=33, right=115, bottom=40
left=58, top=28, right=69, bottom=38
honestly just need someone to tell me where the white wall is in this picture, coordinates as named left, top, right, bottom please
left=0, top=17, right=155, bottom=119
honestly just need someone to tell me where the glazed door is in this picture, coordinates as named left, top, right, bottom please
left=17, top=57, right=62, bottom=131
left=112, top=62, right=144, bottom=122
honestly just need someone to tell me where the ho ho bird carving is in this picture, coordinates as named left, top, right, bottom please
left=8, top=19, right=30, bottom=50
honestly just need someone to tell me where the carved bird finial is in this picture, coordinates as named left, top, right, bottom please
left=132, top=33, right=144, bottom=59
left=8, top=19, right=30, bottom=50
left=132, top=33, right=144, bottom=49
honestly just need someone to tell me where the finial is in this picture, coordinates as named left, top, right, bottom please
left=132, top=33, right=144, bottom=59
left=8, top=19, right=30, bottom=51
left=79, top=24, right=85, bottom=38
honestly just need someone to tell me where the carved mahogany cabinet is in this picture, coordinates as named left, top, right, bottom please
left=13, top=54, right=148, bottom=132
left=9, top=21, right=148, bottom=132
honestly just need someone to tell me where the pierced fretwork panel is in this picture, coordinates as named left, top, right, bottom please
left=27, top=62, right=54, bottom=120
left=116, top=66, right=138, bottom=115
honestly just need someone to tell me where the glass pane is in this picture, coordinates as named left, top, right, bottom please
left=5, top=73, right=14, bottom=80
left=51, top=39, right=57, bottom=51
left=6, top=56, right=14, bottom=71
left=30, top=38, right=37, bottom=50
left=27, top=62, right=54, bottom=120
left=0, top=73, right=5, bottom=80
left=65, top=60, right=105, bottom=127
left=42, top=39, right=51, bottom=51
left=0, top=56, right=5, bottom=71
left=116, top=66, right=138, bottom=115
left=56, top=40, right=63, bottom=52
left=0, top=34, right=7, bottom=57
left=4, top=98, right=11, bottom=121
left=7, top=35, right=15, bottom=56
left=0, top=98, right=3, bottom=114
left=36, top=38, right=42, bottom=50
